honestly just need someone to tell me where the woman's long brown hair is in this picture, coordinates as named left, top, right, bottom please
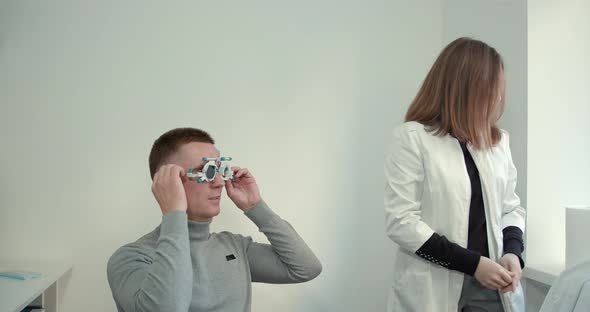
left=405, top=37, right=506, bottom=150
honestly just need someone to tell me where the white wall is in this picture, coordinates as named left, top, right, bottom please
left=527, top=0, right=590, bottom=267
left=0, top=1, right=442, bottom=311
left=526, top=0, right=590, bottom=309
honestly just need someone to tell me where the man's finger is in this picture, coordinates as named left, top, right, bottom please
left=235, top=168, right=250, bottom=179
left=225, top=180, right=234, bottom=191
left=163, top=165, right=172, bottom=178
left=170, top=165, right=183, bottom=178
left=153, top=170, right=160, bottom=185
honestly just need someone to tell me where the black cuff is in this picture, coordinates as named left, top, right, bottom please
left=416, top=233, right=481, bottom=276
left=502, top=226, right=525, bottom=269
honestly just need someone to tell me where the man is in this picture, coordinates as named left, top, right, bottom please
left=107, top=128, right=322, bottom=312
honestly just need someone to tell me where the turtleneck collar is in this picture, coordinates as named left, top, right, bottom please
left=187, top=219, right=211, bottom=242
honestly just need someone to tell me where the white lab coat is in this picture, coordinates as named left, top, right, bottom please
left=384, top=121, right=526, bottom=312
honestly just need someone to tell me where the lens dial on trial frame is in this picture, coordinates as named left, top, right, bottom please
left=186, top=156, right=233, bottom=183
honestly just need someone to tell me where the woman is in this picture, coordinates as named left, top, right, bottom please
left=384, top=37, right=525, bottom=312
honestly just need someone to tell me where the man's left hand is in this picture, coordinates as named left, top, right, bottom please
left=225, top=167, right=261, bottom=211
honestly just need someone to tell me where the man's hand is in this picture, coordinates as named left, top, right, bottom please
left=474, top=256, right=515, bottom=290
left=151, top=164, right=188, bottom=214
left=499, top=253, right=522, bottom=293
left=225, top=167, right=261, bottom=211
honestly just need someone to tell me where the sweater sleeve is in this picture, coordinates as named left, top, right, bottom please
left=243, top=200, right=322, bottom=283
left=107, top=211, right=193, bottom=312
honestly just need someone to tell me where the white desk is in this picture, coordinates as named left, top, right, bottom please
left=0, top=261, right=72, bottom=312
left=523, top=261, right=564, bottom=286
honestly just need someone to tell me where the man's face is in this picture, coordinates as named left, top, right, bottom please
left=167, top=142, right=224, bottom=221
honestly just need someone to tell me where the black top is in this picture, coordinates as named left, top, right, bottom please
left=459, top=141, right=490, bottom=258
left=415, top=141, right=525, bottom=275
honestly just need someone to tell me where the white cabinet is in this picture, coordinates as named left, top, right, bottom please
left=0, top=261, right=71, bottom=312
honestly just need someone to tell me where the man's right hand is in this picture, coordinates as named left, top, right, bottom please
left=151, top=164, right=188, bottom=214
left=474, top=256, right=515, bottom=289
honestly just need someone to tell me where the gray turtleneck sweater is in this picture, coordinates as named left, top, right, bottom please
left=107, top=200, right=322, bottom=312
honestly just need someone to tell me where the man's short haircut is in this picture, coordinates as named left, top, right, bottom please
left=149, top=128, right=215, bottom=179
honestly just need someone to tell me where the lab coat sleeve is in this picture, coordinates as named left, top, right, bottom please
left=384, top=124, right=435, bottom=252
left=501, top=130, right=526, bottom=232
